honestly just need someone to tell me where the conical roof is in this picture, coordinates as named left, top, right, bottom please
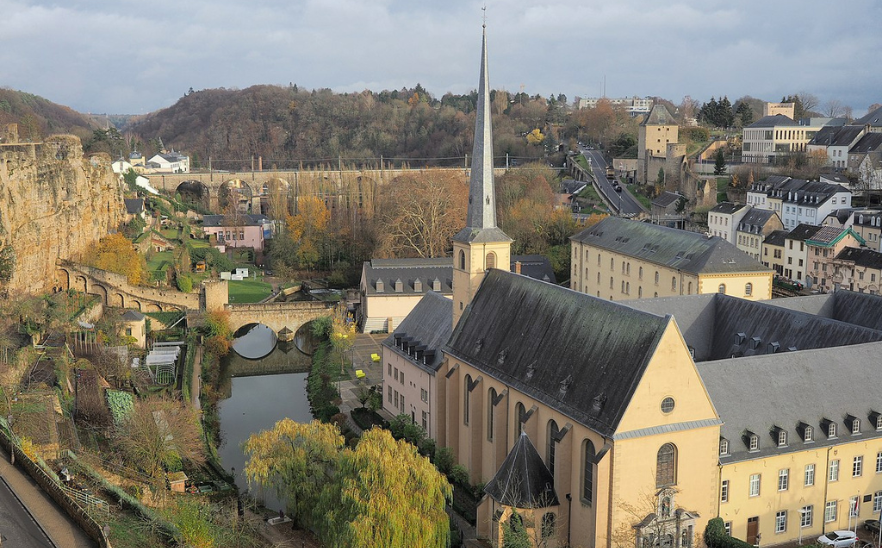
left=483, top=431, right=559, bottom=509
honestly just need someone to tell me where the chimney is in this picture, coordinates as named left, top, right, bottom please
left=515, top=261, right=522, bottom=274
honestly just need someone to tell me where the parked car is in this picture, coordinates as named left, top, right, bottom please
left=818, top=530, right=857, bottom=548
left=864, top=519, right=880, bottom=534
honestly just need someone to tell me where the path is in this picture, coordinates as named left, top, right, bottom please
left=191, top=345, right=203, bottom=410
left=0, top=445, right=96, bottom=548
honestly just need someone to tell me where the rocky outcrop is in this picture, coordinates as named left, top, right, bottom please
left=0, top=134, right=124, bottom=296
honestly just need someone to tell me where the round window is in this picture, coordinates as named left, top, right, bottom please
left=661, top=397, right=675, bottom=414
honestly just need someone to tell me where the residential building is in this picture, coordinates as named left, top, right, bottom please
left=782, top=224, right=822, bottom=285
left=651, top=191, right=686, bottom=229
left=847, top=210, right=882, bottom=251
left=806, top=226, right=865, bottom=291
left=761, top=229, right=788, bottom=275
left=747, top=176, right=851, bottom=230
left=741, top=115, right=825, bottom=164
left=128, top=151, right=145, bottom=167
left=735, top=209, right=783, bottom=261
left=851, top=104, right=882, bottom=131
left=708, top=202, right=749, bottom=244
left=201, top=213, right=272, bottom=252
left=763, top=102, right=795, bottom=118
left=120, top=310, right=146, bottom=349
left=848, top=133, right=882, bottom=190
left=381, top=292, right=451, bottom=437
left=570, top=217, right=773, bottom=301
left=829, top=247, right=882, bottom=294
left=146, top=151, right=190, bottom=173
left=807, top=125, right=866, bottom=169
left=112, top=158, right=134, bottom=174
left=360, top=258, right=453, bottom=333
left=123, top=198, right=146, bottom=224
left=576, top=96, right=653, bottom=116
left=637, top=104, right=678, bottom=184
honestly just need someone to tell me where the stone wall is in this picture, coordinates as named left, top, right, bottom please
left=0, top=135, right=124, bottom=296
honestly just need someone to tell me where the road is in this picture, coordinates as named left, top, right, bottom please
left=0, top=476, right=56, bottom=547
left=581, top=148, right=645, bottom=216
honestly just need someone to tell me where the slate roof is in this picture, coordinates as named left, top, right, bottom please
left=560, top=179, right=587, bottom=195
left=361, top=258, right=453, bottom=297
left=830, top=290, right=882, bottom=331
left=640, top=104, right=676, bottom=126
left=511, top=255, right=557, bottom=284
left=850, top=133, right=882, bottom=154
left=710, top=202, right=747, bottom=215
left=763, top=230, right=788, bottom=247
left=571, top=217, right=771, bottom=276
left=383, top=292, right=452, bottom=373
left=202, top=214, right=269, bottom=227
left=834, top=247, right=882, bottom=273
left=699, top=341, right=882, bottom=463
left=785, top=224, right=823, bottom=242
left=825, top=208, right=856, bottom=226
left=121, top=310, right=145, bottom=322
left=736, top=209, right=777, bottom=233
left=747, top=114, right=799, bottom=128
left=652, top=192, right=682, bottom=208
left=808, top=126, right=841, bottom=146
left=484, top=432, right=559, bottom=508
left=808, top=125, right=865, bottom=147
left=853, top=105, right=882, bottom=127
left=124, top=198, right=144, bottom=215
left=445, top=269, right=670, bottom=436
left=806, top=226, right=863, bottom=247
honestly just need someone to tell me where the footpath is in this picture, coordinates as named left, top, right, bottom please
left=0, top=444, right=96, bottom=548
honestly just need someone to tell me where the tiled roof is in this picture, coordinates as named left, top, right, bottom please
left=446, top=269, right=669, bottom=436
left=640, top=104, right=676, bottom=126
left=571, top=217, right=770, bottom=275
left=484, top=432, right=559, bottom=508
left=806, top=225, right=847, bottom=245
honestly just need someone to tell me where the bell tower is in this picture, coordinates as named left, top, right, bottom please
left=452, top=24, right=512, bottom=327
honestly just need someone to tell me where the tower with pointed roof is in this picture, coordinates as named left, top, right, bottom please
left=452, top=24, right=512, bottom=326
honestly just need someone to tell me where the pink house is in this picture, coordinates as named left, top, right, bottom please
left=202, top=214, right=273, bottom=252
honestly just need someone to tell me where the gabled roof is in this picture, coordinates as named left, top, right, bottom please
left=710, top=202, right=747, bottom=215
left=202, top=214, right=269, bottom=228
left=652, top=191, right=682, bottom=208
left=445, top=269, right=670, bottom=436
left=765, top=230, right=788, bottom=247
left=806, top=226, right=864, bottom=247
left=853, top=105, right=882, bottom=127
left=808, top=125, right=865, bottom=147
left=831, top=290, right=882, bottom=331
left=571, top=217, right=770, bottom=275
left=747, top=114, right=799, bottom=128
left=785, top=224, right=823, bottom=242
left=808, top=126, right=841, bottom=146
left=121, top=310, right=145, bottom=322
left=124, top=198, right=144, bottom=214
left=511, top=255, right=557, bottom=284
left=850, top=133, right=882, bottom=154
left=383, top=292, right=451, bottom=373
left=640, top=104, right=676, bottom=126
left=834, top=247, right=882, bottom=272
left=362, top=259, right=453, bottom=297
left=737, top=209, right=777, bottom=233
left=484, top=432, right=559, bottom=508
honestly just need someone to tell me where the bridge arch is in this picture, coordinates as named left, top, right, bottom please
left=175, top=180, right=211, bottom=211
left=218, top=179, right=255, bottom=213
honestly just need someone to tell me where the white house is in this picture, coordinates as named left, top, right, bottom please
left=708, top=202, right=749, bottom=243
left=747, top=176, right=851, bottom=230
left=147, top=151, right=190, bottom=173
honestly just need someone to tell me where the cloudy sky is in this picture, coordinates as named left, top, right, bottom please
left=1, top=0, right=880, bottom=116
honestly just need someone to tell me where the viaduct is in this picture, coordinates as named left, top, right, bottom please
left=57, top=262, right=334, bottom=337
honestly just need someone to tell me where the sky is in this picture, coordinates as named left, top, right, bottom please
left=1, top=0, right=880, bottom=117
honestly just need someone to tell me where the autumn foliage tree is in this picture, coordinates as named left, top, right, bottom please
left=374, top=170, right=467, bottom=258
left=286, top=195, right=330, bottom=270
left=245, top=421, right=451, bottom=548
left=88, top=232, right=148, bottom=285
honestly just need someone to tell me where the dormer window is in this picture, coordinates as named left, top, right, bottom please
left=413, top=278, right=422, bottom=292
left=848, top=415, right=861, bottom=435
left=747, top=432, right=759, bottom=452
left=375, top=279, right=384, bottom=293
left=872, top=412, right=882, bottom=431
left=804, top=425, right=814, bottom=443
left=432, top=278, right=441, bottom=292
left=827, top=421, right=837, bottom=438
left=777, top=429, right=788, bottom=447
left=720, top=438, right=729, bottom=456
left=394, top=278, right=403, bottom=292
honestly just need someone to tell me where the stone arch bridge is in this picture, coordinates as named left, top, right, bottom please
left=226, top=301, right=336, bottom=336
left=56, top=262, right=199, bottom=312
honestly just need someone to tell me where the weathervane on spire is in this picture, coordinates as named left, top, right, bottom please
left=482, top=4, right=486, bottom=28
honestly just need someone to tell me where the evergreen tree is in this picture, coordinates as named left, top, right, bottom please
left=714, top=148, right=727, bottom=175
left=735, top=102, right=754, bottom=127
left=719, top=96, right=735, bottom=128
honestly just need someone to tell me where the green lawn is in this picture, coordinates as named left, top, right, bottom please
left=227, top=279, right=273, bottom=303
left=627, top=185, right=653, bottom=210
left=146, top=251, right=173, bottom=272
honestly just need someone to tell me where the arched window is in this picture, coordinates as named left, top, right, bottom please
left=487, top=388, right=497, bottom=442
left=464, top=374, right=472, bottom=426
left=654, top=271, right=660, bottom=285
left=672, top=277, right=677, bottom=291
left=459, top=249, right=466, bottom=270
left=515, top=402, right=526, bottom=437
left=639, top=266, right=644, bottom=280
left=486, top=252, right=496, bottom=270
left=688, top=281, right=693, bottom=294
left=638, top=287, right=643, bottom=298
left=718, top=283, right=726, bottom=294
left=583, top=440, right=595, bottom=505
left=745, top=282, right=753, bottom=296
left=656, top=443, right=677, bottom=487
left=547, top=420, right=559, bottom=478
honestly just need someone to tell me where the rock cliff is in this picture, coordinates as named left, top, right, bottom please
left=0, top=133, right=124, bottom=296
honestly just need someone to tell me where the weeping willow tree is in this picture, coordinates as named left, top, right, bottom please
left=244, top=421, right=451, bottom=548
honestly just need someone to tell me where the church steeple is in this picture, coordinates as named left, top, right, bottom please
left=452, top=22, right=512, bottom=327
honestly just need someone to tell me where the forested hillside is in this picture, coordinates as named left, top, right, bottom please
left=124, top=84, right=574, bottom=171
left=0, top=88, right=101, bottom=142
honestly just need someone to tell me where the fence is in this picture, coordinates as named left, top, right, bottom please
left=0, top=416, right=111, bottom=548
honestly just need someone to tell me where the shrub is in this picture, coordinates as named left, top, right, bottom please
left=419, top=438, right=436, bottom=459
left=449, top=464, right=470, bottom=487
left=176, top=273, right=193, bottom=293
left=435, top=446, right=455, bottom=475
left=705, top=517, right=753, bottom=548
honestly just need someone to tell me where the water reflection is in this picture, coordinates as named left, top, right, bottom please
left=217, top=344, right=315, bottom=512
left=231, top=324, right=277, bottom=359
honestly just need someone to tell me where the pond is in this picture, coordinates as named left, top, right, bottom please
left=217, top=326, right=315, bottom=511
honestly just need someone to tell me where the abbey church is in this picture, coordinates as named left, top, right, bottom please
left=381, top=25, right=882, bottom=548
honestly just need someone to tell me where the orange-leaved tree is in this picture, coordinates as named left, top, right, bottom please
left=89, top=233, right=148, bottom=285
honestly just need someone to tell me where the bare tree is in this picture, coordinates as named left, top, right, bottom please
left=823, top=99, right=847, bottom=118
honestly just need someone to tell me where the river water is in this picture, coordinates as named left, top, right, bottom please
left=217, top=327, right=315, bottom=511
